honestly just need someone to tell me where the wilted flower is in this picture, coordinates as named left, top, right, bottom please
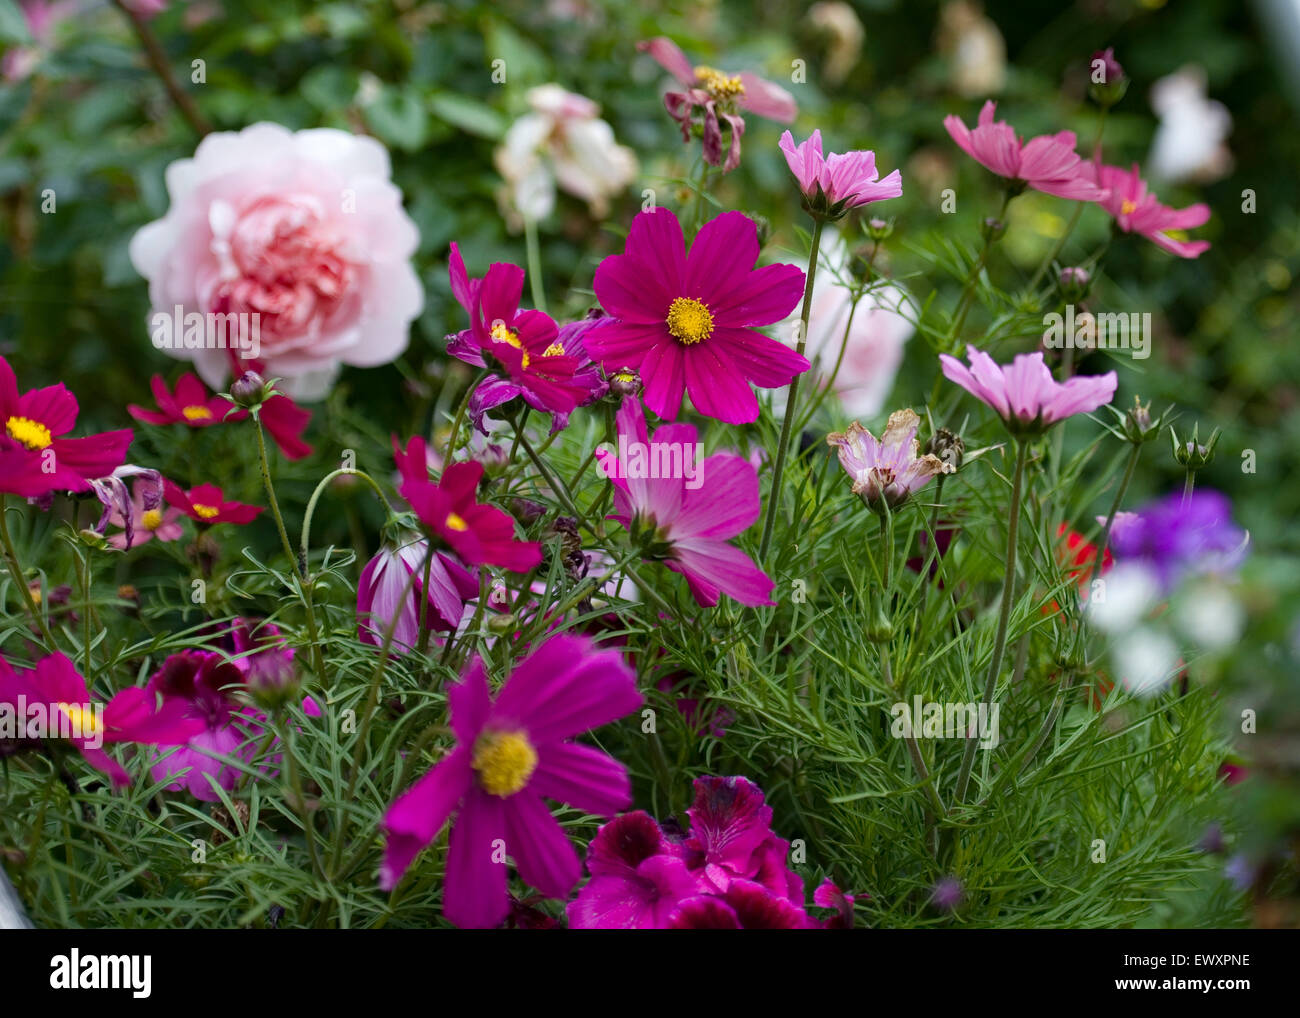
left=87, top=465, right=163, bottom=550
left=827, top=409, right=954, bottom=512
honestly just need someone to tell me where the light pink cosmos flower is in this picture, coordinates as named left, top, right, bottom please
left=940, top=345, right=1117, bottom=434
left=827, top=409, right=953, bottom=511
left=596, top=398, right=774, bottom=607
left=129, top=123, right=423, bottom=402
left=943, top=101, right=1107, bottom=201
left=356, top=532, right=477, bottom=652
left=1088, top=161, right=1210, bottom=259
left=638, top=36, right=796, bottom=172
left=778, top=130, right=902, bottom=218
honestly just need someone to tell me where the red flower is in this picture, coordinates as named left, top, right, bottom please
left=163, top=480, right=263, bottom=525
left=393, top=436, right=542, bottom=572
left=129, top=372, right=313, bottom=460
left=0, top=355, right=133, bottom=497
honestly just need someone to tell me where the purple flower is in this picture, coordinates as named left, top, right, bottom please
left=779, top=130, right=903, bottom=219
left=940, top=345, right=1117, bottom=435
left=1109, top=490, right=1247, bottom=591
left=826, top=409, right=954, bottom=511
left=669, top=878, right=812, bottom=928
left=931, top=875, right=964, bottom=912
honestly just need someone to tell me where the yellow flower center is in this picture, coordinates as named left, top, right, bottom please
left=1120, top=199, right=1137, bottom=216
left=541, top=341, right=565, bottom=358
left=192, top=503, right=220, bottom=520
left=666, top=297, right=714, bottom=345
left=6, top=415, right=52, bottom=450
left=490, top=320, right=530, bottom=369
left=444, top=512, right=468, bottom=532
left=181, top=405, right=213, bottom=422
left=141, top=508, right=164, bottom=530
left=694, top=65, right=746, bottom=100
left=472, top=729, right=538, bottom=797
left=57, top=702, right=100, bottom=737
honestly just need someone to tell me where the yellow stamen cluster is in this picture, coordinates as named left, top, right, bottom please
left=444, top=512, right=468, bottom=532
left=490, top=320, right=530, bottom=369
left=182, top=405, right=213, bottom=422
left=472, top=729, right=538, bottom=797
left=666, top=297, right=715, bottom=346
left=541, top=341, right=566, bottom=358
left=58, top=702, right=100, bottom=737
left=1120, top=199, right=1138, bottom=216
left=6, top=415, right=52, bottom=450
left=192, top=503, right=220, bottom=520
left=141, top=508, right=164, bottom=530
left=694, top=65, right=746, bottom=101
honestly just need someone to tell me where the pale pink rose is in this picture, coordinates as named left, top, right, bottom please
left=129, top=123, right=423, bottom=401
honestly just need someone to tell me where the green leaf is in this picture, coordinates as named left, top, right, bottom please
left=363, top=86, right=430, bottom=153
left=0, top=0, right=31, bottom=45
left=428, top=93, right=506, bottom=141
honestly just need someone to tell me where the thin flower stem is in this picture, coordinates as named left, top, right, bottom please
left=111, top=0, right=211, bottom=137
left=1091, top=442, right=1141, bottom=587
left=760, top=216, right=824, bottom=560
left=444, top=369, right=487, bottom=466
left=524, top=217, right=548, bottom=315
left=0, top=495, right=54, bottom=647
left=79, top=546, right=93, bottom=678
left=954, top=437, right=1028, bottom=805
left=299, top=468, right=393, bottom=568
left=952, top=191, right=1014, bottom=339
left=979, top=669, right=1075, bottom=807
left=1182, top=468, right=1196, bottom=507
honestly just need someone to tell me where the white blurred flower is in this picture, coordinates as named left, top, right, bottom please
left=1114, top=626, right=1181, bottom=698
left=779, top=231, right=914, bottom=419
left=807, top=2, right=864, bottom=86
left=937, top=0, right=1006, bottom=98
left=1085, top=561, right=1160, bottom=633
left=1174, top=580, right=1245, bottom=650
left=495, top=84, right=638, bottom=230
left=1148, top=66, right=1232, bottom=184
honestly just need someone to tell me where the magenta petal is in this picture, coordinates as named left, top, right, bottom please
left=379, top=747, right=472, bottom=891
left=671, top=452, right=761, bottom=540
left=682, top=344, right=759, bottom=424
left=502, top=792, right=582, bottom=899
left=448, top=656, right=493, bottom=746
left=686, top=776, right=775, bottom=883
left=443, top=788, right=510, bottom=928
left=530, top=741, right=633, bottom=818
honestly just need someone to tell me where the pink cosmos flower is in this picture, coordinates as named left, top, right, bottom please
left=588, top=208, right=808, bottom=424
left=0, top=356, right=133, bottom=498
left=393, top=437, right=542, bottom=572
left=128, top=372, right=313, bottom=459
left=447, top=243, right=602, bottom=427
left=939, top=345, right=1117, bottom=434
left=146, top=650, right=264, bottom=800
left=778, top=130, right=903, bottom=218
left=128, top=123, right=423, bottom=401
left=0, top=652, right=203, bottom=788
left=639, top=36, right=796, bottom=172
left=378, top=634, right=643, bottom=928
left=827, top=408, right=954, bottom=511
left=357, top=531, right=478, bottom=652
left=1088, top=161, right=1210, bottom=259
left=596, top=398, right=774, bottom=607
left=943, top=101, right=1108, bottom=201
left=107, top=477, right=184, bottom=550
left=164, top=480, right=262, bottom=525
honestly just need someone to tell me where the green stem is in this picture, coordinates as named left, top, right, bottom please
left=299, top=468, right=393, bottom=569
left=952, top=191, right=1014, bottom=339
left=759, top=216, right=824, bottom=560
left=444, top=369, right=487, bottom=467
left=1182, top=468, right=1196, bottom=507
left=523, top=217, right=547, bottom=315
left=1091, top=442, right=1141, bottom=588
left=953, top=438, right=1027, bottom=805
left=0, top=495, right=53, bottom=647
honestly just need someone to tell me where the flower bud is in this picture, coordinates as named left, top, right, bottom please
left=229, top=370, right=271, bottom=409
left=487, top=612, right=517, bottom=634
left=924, top=428, right=965, bottom=471
left=1088, top=48, right=1128, bottom=108
left=1169, top=422, right=1221, bottom=469
left=1056, top=265, right=1092, bottom=303
left=245, top=650, right=300, bottom=711
left=980, top=217, right=1006, bottom=243
left=866, top=217, right=894, bottom=242
left=608, top=368, right=643, bottom=400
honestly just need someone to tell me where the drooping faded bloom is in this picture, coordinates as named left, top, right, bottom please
left=107, top=478, right=184, bottom=550
left=128, top=123, right=423, bottom=401
left=379, top=634, right=642, bottom=928
left=638, top=36, right=796, bottom=172
left=588, top=208, right=807, bottom=424
left=1088, top=161, right=1210, bottom=259
left=827, top=409, right=953, bottom=512
left=596, top=398, right=774, bottom=607
left=943, top=101, right=1107, bottom=201
left=495, top=84, right=638, bottom=228
left=0, top=356, right=133, bottom=498
left=357, top=531, right=477, bottom=652
left=939, top=345, right=1117, bottom=435
left=778, top=130, right=902, bottom=219
left=86, top=465, right=163, bottom=550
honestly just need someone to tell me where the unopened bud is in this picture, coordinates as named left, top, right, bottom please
left=924, top=428, right=965, bottom=471
left=1056, top=265, right=1092, bottom=302
left=230, top=371, right=270, bottom=409
left=866, top=217, right=894, bottom=242
left=980, top=217, right=1006, bottom=243
left=1088, top=48, right=1128, bottom=108
left=608, top=368, right=643, bottom=400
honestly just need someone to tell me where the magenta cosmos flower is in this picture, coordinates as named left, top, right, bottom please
left=639, top=36, right=796, bottom=172
left=0, top=356, right=133, bottom=498
left=944, top=101, right=1107, bottom=201
left=596, top=398, right=774, bottom=607
left=164, top=480, right=263, bottom=525
left=588, top=208, right=807, bottom=424
left=447, top=243, right=602, bottom=428
left=357, top=530, right=477, bottom=651
left=779, top=130, right=903, bottom=219
left=378, top=633, right=642, bottom=928
left=940, top=345, right=1117, bottom=435
left=827, top=408, right=954, bottom=511
left=0, top=652, right=203, bottom=787
left=1089, top=161, right=1210, bottom=259
left=128, top=372, right=312, bottom=459
left=128, top=123, right=423, bottom=401
left=394, top=436, right=542, bottom=572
